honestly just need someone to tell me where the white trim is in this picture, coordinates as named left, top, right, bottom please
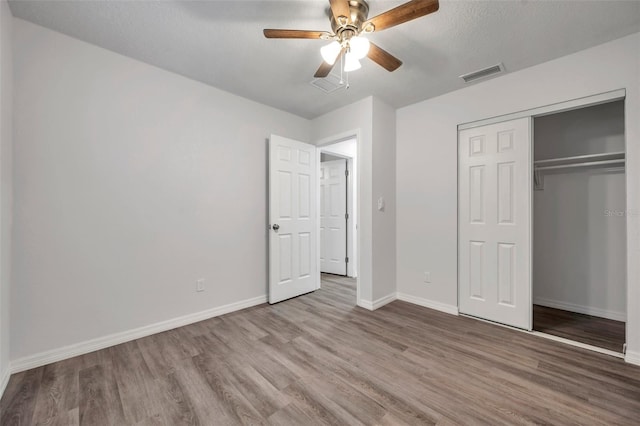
left=396, top=293, right=459, bottom=316
left=9, top=295, right=267, bottom=374
left=315, top=129, right=361, bottom=147
left=0, top=365, right=10, bottom=401
left=357, top=292, right=396, bottom=311
left=533, top=297, right=626, bottom=322
left=373, top=293, right=396, bottom=309
left=357, top=300, right=374, bottom=310
left=458, top=89, right=626, bottom=130
left=625, top=350, right=640, bottom=366
left=531, top=331, right=624, bottom=359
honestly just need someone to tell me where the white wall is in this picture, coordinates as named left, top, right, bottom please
left=396, top=32, right=640, bottom=361
left=11, top=19, right=310, bottom=361
left=0, top=0, right=12, bottom=394
left=533, top=170, right=626, bottom=320
left=533, top=102, right=626, bottom=321
left=535, top=101, right=625, bottom=159
left=320, top=138, right=358, bottom=278
left=372, top=98, right=396, bottom=301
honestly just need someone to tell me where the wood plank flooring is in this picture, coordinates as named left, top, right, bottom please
left=533, top=304, right=626, bottom=353
left=2, top=275, right=640, bottom=425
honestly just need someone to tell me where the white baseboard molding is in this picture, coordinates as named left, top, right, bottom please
left=10, top=295, right=267, bottom=374
left=0, top=365, right=10, bottom=401
left=396, top=293, right=459, bottom=316
left=357, top=292, right=397, bottom=311
left=533, top=297, right=626, bottom=322
left=625, top=350, right=640, bottom=366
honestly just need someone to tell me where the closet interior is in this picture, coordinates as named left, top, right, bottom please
left=532, top=100, right=626, bottom=353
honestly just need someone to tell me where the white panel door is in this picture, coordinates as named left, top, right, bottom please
left=320, top=160, right=347, bottom=275
left=269, top=135, right=317, bottom=304
left=459, top=117, right=532, bottom=330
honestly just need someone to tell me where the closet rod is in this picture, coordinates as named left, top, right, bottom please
left=535, top=159, right=625, bottom=171
left=534, top=151, right=625, bottom=167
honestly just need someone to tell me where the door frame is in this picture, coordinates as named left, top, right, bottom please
left=457, top=89, right=629, bottom=353
left=315, top=131, right=361, bottom=304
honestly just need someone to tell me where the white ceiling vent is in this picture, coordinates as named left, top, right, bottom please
left=310, top=73, right=345, bottom=93
left=460, top=63, right=505, bottom=83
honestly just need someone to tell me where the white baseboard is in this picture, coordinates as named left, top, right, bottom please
left=10, top=295, right=267, bottom=374
left=625, top=350, right=640, bottom=366
left=357, top=300, right=373, bottom=310
left=358, top=292, right=397, bottom=311
left=0, top=365, right=10, bottom=401
left=396, top=293, right=459, bottom=316
left=533, top=297, right=626, bottom=322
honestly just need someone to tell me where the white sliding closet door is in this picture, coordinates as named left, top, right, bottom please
left=459, top=117, right=532, bottom=330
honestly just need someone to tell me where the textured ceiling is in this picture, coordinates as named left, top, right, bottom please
left=8, top=0, right=640, bottom=119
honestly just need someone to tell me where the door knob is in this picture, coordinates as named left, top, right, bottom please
left=272, top=224, right=280, bottom=231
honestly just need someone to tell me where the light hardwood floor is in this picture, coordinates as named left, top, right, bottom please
left=1, top=275, right=639, bottom=425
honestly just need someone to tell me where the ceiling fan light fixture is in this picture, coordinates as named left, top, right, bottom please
left=321, top=41, right=341, bottom=65
left=265, top=0, right=442, bottom=78
left=349, top=36, right=370, bottom=60
left=344, top=52, right=362, bottom=72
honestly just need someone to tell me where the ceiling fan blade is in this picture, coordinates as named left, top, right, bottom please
left=329, top=0, right=352, bottom=24
left=263, top=29, right=331, bottom=39
left=314, top=48, right=346, bottom=78
left=368, top=42, right=402, bottom=72
left=364, top=0, right=439, bottom=32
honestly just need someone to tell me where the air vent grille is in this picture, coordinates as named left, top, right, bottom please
left=460, top=63, right=504, bottom=83
left=310, top=73, right=345, bottom=93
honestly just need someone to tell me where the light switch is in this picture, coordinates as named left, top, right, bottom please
left=377, top=196, right=385, bottom=211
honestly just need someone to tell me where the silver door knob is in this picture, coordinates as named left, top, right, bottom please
left=272, top=224, right=280, bottom=231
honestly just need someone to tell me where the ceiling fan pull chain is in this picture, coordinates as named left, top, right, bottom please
left=339, top=53, right=344, bottom=85
left=346, top=68, right=350, bottom=89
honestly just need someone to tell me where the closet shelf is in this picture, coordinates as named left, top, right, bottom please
left=534, top=151, right=625, bottom=171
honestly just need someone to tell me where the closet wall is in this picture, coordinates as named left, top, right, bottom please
left=533, top=101, right=626, bottom=321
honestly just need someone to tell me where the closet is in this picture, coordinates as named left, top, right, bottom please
left=532, top=100, right=626, bottom=353
left=458, top=94, right=627, bottom=355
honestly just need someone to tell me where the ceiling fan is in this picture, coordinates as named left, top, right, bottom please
left=264, top=0, right=440, bottom=78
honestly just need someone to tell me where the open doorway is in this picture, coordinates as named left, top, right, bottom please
left=320, top=154, right=348, bottom=275
left=319, top=138, right=358, bottom=304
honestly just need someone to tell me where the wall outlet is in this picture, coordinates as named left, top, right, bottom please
left=196, top=279, right=205, bottom=292
left=424, top=271, right=431, bottom=283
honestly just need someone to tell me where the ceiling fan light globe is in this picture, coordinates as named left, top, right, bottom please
left=349, top=36, right=370, bottom=60
left=344, top=52, right=362, bottom=72
left=320, top=41, right=341, bottom=65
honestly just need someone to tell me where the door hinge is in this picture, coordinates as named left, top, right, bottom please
left=345, top=257, right=349, bottom=263
left=345, top=169, right=349, bottom=177
left=345, top=213, right=349, bottom=220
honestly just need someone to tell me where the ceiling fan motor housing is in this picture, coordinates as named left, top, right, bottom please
left=330, top=0, right=370, bottom=37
